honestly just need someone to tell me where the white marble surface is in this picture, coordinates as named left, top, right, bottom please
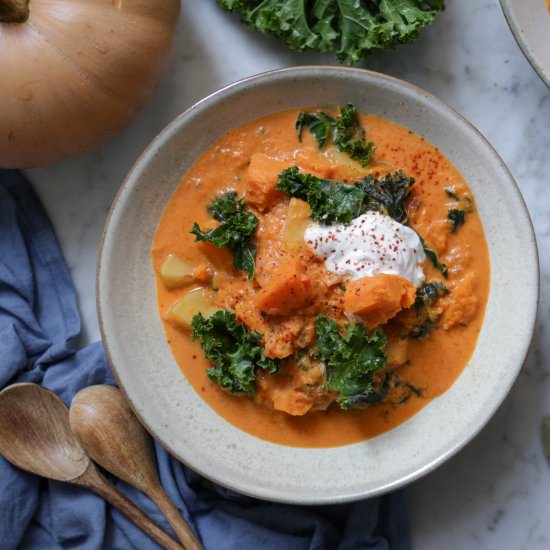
left=28, top=1, right=549, bottom=548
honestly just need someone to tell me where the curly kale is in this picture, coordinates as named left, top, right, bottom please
left=191, top=191, right=257, bottom=279
left=277, top=167, right=414, bottom=225
left=448, top=209, right=466, bottom=232
left=277, top=167, right=366, bottom=224
left=192, top=310, right=280, bottom=394
left=314, top=316, right=387, bottom=409
left=361, top=171, right=414, bottom=223
left=217, top=0, right=445, bottom=65
left=296, top=111, right=335, bottom=149
left=297, top=104, right=376, bottom=166
left=445, top=186, right=473, bottom=233
left=333, top=104, right=376, bottom=165
left=408, top=281, right=449, bottom=340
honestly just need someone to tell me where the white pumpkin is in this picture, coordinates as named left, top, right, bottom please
left=0, top=0, right=180, bottom=168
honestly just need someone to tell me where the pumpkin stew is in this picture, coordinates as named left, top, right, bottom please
left=152, top=105, right=490, bottom=447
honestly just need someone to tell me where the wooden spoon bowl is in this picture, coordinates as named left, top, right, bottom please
left=70, top=385, right=202, bottom=550
left=0, top=383, right=88, bottom=481
left=0, top=383, right=183, bottom=550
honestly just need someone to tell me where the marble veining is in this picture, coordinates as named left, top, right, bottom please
left=27, top=1, right=549, bottom=548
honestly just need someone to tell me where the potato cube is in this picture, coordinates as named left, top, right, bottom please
left=166, top=288, right=217, bottom=329
left=283, top=198, right=311, bottom=251
left=160, top=254, right=195, bottom=289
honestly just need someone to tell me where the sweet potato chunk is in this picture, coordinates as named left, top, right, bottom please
left=294, top=148, right=336, bottom=178
left=442, top=272, right=479, bottom=330
left=245, top=154, right=287, bottom=210
left=254, top=257, right=312, bottom=316
left=344, top=274, right=416, bottom=327
left=255, top=362, right=326, bottom=416
left=246, top=151, right=338, bottom=210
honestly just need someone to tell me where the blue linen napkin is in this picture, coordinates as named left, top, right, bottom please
left=0, top=170, right=410, bottom=550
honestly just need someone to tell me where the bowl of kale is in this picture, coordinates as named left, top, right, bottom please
left=217, top=0, right=446, bottom=65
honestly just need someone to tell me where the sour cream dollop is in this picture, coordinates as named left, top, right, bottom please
left=304, top=211, right=426, bottom=287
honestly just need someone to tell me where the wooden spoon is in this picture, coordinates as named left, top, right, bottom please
left=69, top=385, right=202, bottom=550
left=0, top=383, right=183, bottom=550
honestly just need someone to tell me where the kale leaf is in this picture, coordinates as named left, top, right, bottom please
left=445, top=187, right=473, bottom=233
left=314, top=315, right=387, bottom=409
left=296, top=104, right=376, bottom=166
left=415, top=281, right=448, bottom=307
left=362, top=171, right=414, bottom=223
left=338, top=138, right=376, bottom=167
left=217, top=0, right=445, bottom=66
left=408, top=281, right=449, bottom=340
left=277, top=167, right=365, bottom=224
left=296, top=111, right=334, bottom=148
left=448, top=209, right=466, bottom=232
left=191, top=191, right=257, bottom=279
left=277, top=167, right=414, bottom=225
left=418, top=236, right=448, bottom=278
left=192, top=309, right=279, bottom=394
left=333, top=104, right=376, bottom=166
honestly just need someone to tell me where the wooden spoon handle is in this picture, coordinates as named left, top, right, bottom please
left=150, top=487, right=203, bottom=550
left=76, top=465, right=183, bottom=550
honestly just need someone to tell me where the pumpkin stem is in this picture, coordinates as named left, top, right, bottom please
left=0, top=0, right=30, bottom=23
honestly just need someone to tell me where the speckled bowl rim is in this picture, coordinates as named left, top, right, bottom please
left=501, top=0, right=550, bottom=88
left=97, top=66, right=539, bottom=504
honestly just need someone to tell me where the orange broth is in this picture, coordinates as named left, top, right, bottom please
left=152, top=108, right=490, bottom=448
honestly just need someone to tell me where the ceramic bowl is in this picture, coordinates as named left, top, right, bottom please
left=98, top=67, right=538, bottom=504
left=501, top=0, right=550, bottom=88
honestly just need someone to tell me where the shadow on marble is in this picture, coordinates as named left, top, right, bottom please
left=409, top=320, right=549, bottom=549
